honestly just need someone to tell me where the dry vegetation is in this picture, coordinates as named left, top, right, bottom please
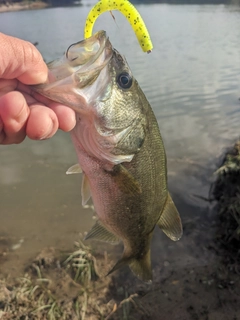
left=211, top=140, right=240, bottom=257
left=0, top=241, right=116, bottom=320
left=2, top=142, right=240, bottom=319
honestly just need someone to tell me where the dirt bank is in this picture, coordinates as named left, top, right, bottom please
left=1, top=141, right=240, bottom=319
left=0, top=1, right=49, bottom=13
left=1, top=196, right=240, bottom=319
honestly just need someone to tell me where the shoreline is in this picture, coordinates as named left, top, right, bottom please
left=0, top=1, right=49, bottom=13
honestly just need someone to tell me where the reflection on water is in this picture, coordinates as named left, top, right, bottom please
left=0, top=4, right=240, bottom=275
left=0, top=132, right=94, bottom=273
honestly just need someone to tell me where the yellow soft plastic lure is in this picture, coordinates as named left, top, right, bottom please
left=84, top=0, right=153, bottom=53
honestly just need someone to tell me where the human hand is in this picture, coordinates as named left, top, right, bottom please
left=0, top=33, right=76, bottom=145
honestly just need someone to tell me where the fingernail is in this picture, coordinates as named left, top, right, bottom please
left=18, top=71, right=48, bottom=85
left=40, top=120, right=54, bottom=140
left=30, top=71, right=48, bottom=85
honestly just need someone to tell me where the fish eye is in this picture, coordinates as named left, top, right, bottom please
left=117, top=72, right=132, bottom=89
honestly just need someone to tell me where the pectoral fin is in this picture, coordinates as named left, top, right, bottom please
left=81, top=174, right=91, bottom=206
left=84, top=220, right=119, bottom=244
left=110, top=164, right=142, bottom=196
left=66, top=163, right=82, bottom=174
left=157, top=193, right=182, bottom=241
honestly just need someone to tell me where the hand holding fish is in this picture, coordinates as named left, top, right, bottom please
left=0, top=33, right=76, bottom=145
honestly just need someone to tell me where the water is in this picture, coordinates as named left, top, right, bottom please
left=0, top=4, right=240, bottom=275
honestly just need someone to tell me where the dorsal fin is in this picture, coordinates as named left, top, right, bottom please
left=157, top=192, right=182, bottom=241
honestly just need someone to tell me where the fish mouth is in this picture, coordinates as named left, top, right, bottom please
left=33, top=31, right=113, bottom=109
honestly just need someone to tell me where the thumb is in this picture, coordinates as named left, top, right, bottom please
left=0, top=32, right=48, bottom=85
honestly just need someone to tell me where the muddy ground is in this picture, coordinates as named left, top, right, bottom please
left=0, top=205, right=240, bottom=319
left=1, top=144, right=240, bottom=319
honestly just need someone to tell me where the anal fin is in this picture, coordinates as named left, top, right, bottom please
left=81, top=173, right=91, bottom=206
left=157, top=192, right=183, bottom=241
left=84, top=220, right=119, bottom=244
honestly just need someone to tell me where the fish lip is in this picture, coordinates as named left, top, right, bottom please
left=46, top=30, right=113, bottom=83
left=65, top=30, right=111, bottom=73
left=32, top=31, right=113, bottom=99
left=66, top=30, right=108, bottom=60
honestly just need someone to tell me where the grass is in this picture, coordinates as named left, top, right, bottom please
left=1, top=275, right=62, bottom=319
left=0, top=239, right=113, bottom=320
left=63, top=239, right=99, bottom=285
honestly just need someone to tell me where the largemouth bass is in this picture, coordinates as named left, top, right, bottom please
left=33, top=31, right=182, bottom=282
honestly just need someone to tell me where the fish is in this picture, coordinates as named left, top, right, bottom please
left=33, top=31, right=182, bottom=282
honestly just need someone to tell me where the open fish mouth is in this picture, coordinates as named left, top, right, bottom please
left=33, top=31, right=113, bottom=109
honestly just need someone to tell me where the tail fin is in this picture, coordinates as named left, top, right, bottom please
left=129, top=249, right=152, bottom=283
left=107, top=249, right=152, bottom=283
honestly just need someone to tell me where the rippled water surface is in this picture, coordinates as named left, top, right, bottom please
left=0, top=4, right=240, bottom=273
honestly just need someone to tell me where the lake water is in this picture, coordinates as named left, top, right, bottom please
left=0, top=3, right=240, bottom=276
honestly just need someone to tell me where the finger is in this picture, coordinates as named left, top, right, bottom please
left=0, top=79, right=18, bottom=96
left=0, top=91, right=29, bottom=144
left=0, top=117, right=5, bottom=143
left=48, top=103, right=76, bottom=132
left=26, top=105, right=59, bottom=140
left=0, top=32, right=48, bottom=84
left=27, top=90, right=76, bottom=132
